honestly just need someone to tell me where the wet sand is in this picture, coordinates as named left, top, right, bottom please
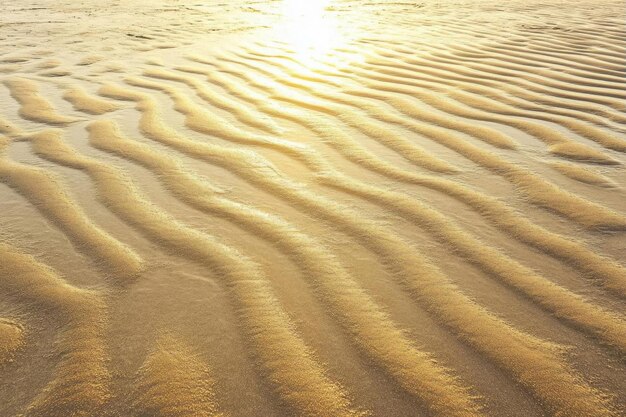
left=0, top=1, right=625, bottom=416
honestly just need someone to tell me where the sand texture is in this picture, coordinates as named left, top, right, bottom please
left=0, top=1, right=625, bottom=416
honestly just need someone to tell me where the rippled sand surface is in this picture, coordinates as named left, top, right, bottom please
left=0, top=1, right=625, bottom=416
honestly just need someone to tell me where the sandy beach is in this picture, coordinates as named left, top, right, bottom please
left=0, top=1, right=625, bottom=416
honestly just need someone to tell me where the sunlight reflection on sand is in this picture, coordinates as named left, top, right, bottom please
left=273, top=0, right=350, bottom=69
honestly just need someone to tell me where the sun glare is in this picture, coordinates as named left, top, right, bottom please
left=275, top=0, right=344, bottom=67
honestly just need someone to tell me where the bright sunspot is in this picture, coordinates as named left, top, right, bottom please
left=275, top=0, right=343, bottom=67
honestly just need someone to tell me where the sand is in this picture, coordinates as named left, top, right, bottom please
left=0, top=1, right=624, bottom=416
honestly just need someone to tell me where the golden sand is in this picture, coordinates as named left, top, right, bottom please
left=0, top=1, right=624, bottom=416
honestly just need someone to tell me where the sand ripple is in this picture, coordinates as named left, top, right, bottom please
left=0, top=1, right=624, bottom=416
